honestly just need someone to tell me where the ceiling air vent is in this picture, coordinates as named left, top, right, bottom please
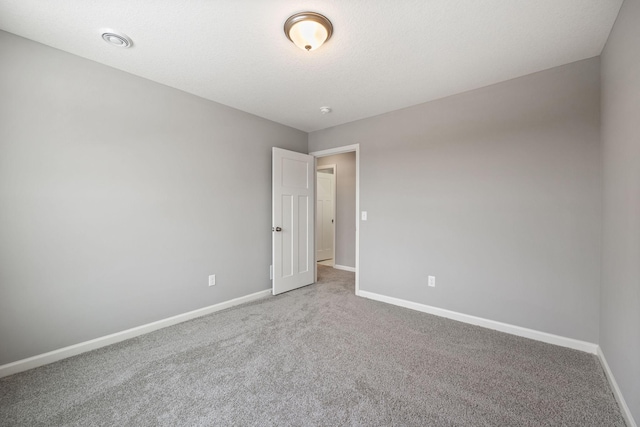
left=101, top=31, right=132, bottom=48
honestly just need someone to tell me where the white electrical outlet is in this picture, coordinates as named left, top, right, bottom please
left=428, top=276, right=436, bottom=287
left=361, top=211, right=368, bottom=221
left=209, top=274, right=216, bottom=286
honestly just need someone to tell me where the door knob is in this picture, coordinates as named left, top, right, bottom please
left=273, top=227, right=282, bottom=232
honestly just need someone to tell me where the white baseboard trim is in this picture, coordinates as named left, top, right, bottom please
left=333, top=264, right=356, bottom=272
left=0, top=289, right=271, bottom=379
left=597, top=346, right=637, bottom=427
left=357, top=290, right=598, bottom=354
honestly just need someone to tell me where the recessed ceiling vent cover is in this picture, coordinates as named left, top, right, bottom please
left=101, top=31, right=132, bottom=48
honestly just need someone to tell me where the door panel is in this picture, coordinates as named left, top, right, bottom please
left=316, top=171, right=335, bottom=261
left=281, top=194, right=293, bottom=277
left=272, top=148, right=315, bottom=295
left=298, top=195, right=309, bottom=272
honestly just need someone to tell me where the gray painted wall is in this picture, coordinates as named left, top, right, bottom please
left=600, top=0, right=640, bottom=421
left=317, top=153, right=356, bottom=268
left=310, top=58, right=602, bottom=343
left=0, top=31, right=307, bottom=365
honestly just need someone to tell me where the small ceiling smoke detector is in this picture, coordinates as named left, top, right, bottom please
left=320, top=106, right=332, bottom=114
left=101, top=30, right=132, bottom=48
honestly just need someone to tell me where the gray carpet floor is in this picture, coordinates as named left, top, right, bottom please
left=0, top=266, right=625, bottom=426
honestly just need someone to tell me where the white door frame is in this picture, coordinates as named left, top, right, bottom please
left=316, top=164, right=336, bottom=265
left=309, top=144, right=360, bottom=295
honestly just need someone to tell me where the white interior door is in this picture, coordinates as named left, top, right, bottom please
left=272, top=147, right=315, bottom=295
left=316, top=170, right=335, bottom=261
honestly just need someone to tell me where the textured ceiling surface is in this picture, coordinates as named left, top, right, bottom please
left=0, top=0, right=623, bottom=132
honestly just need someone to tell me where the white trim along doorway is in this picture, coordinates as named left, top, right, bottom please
left=309, top=144, right=360, bottom=295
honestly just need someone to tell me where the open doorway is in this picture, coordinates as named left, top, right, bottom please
left=310, top=144, right=360, bottom=294
left=316, top=165, right=336, bottom=267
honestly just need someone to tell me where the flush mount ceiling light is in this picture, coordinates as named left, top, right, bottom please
left=101, top=30, right=132, bottom=48
left=284, top=12, right=333, bottom=51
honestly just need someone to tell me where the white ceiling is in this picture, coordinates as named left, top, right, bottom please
left=0, top=0, right=623, bottom=132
